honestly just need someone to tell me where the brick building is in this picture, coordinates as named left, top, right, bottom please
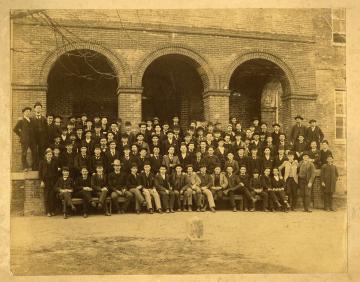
left=10, top=9, right=346, bottom=207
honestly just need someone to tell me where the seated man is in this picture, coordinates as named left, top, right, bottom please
left=210, top=165, right=228, bottom=202
left=108, top=159, right=134, bottom=214
left=91, top=164, right=111, bottom=216
left=184, top=164, right=202, bottom=212
left=139, top=162, right=162, bottom=214
left=74, top=166, right=97, bottom=218
left=126, top=163, right=147, bottom=214
left=262, top=167, right=282, bottom=211
left=55, top=166, right=76, bottom=219
left=155, top=165, right=175, bottom=213
left=170, top=164, right=188, bottom=211
left=224, top=165, right=254, bottom=212
left=271, top=167, right=290, bottom=212
left=249, top=169, right=269, bottom=212
left=197, top=164, right=216, bottom=212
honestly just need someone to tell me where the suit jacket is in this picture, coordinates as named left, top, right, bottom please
left=104, top=149, right=121, bottom=173
left=74, top=154, right=91, bottom=173
left=162, top=155, right=180, bottom=173
left=31, top=115, right=47, bottom=138
left=90, top=154, right=106, bottom=174
left=108, top=171, right=127, bottom=192
left=126, top=173, right=141, bottom=189
left=306, top=126, right=324, bottom=144
left=54, top=176, right=74, bottom=193
left=211, top=172, right=228, bottom=189
left=321, top=163, right=339, bottom=193
left=197, top=173, right=213, bottom=188
left=186, top=173, right=201, bottom=188
left=74, top=176, right=92, bottom=193
left=279, top=160, right=299, bottom=183
left=290, top=124, right=307, bottom=144
left=91, top=173, right=107, bottom=191
left=249, top=177, right=262, bottom=190
left=225, top=173, right=241, bottom=190
left=38, top=159, right=59, bottom=182
left=150, top=155, right=163, bottom=174
left=202, top=154, right=221, bottom=173
left=139, top=171, right=156, bottom=189
left=154, top=173, right=171, bottom=192
left=298, top=160, right=316, bottom=184
left=260, top=175, right=272, bottom=191
left=162, top=138, right=178, bottom=153
left=170, top=173, right=188, bottom=191
left=13, top=117, right=33, bottom=145
left=178, top=153, right=193, bottom=168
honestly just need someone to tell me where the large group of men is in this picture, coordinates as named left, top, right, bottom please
left=13, top=102, right=339, bottom=219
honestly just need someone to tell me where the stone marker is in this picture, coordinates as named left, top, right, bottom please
left=187, top=216, right=204, bottom=241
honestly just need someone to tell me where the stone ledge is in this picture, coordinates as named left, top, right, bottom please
left=11, top=171, right=39, bottom=181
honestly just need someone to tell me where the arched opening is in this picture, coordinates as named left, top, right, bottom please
left=47, top=49, right=118, bottom=119
left=141, top=54, right=204, bottom=127
left=229, top=59, right=291, bottom=127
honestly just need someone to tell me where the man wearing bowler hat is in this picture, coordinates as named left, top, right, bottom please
left=13, top=106, right=35, bottom=171
left=290, top=115, right=306, bottom=145
left=306, top=119, right=324, bottom=149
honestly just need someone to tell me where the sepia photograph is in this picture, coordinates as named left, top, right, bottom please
left=7, top=7, right=348, bottom=277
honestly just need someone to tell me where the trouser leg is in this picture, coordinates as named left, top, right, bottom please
left=261, top=191, right=269, bottom=210
left=129, top=188, right=144, bottom=211
left=98, top=190, right=108, bottom=206
left=43, top=186, right=50, bottom=214
left=20, top=143, right=30, bottom=169
left=169, top=190, right=175, bottom=210
left=329, top=192, right=334, bottom=210
left=228, top=190, right=236, bottom=208
left=111, top=192, right=120, bottom=212
left=184, top=188, right=192, bottom=206
left=174, top=190, right=181, bottom=209
left=142, top=189, right=152, bottom=210
left=202, top=188, right=215, bottom=208
left=122, top=191, right=133, bottom=211
left=151, top=189, right=162, bottom=210
left=304, top=183, right=312, bottom=211
left=193, top=187, right=202, bottom=208
left=159, top=191, right=169, bottom=210
left=76, top=190, right=92, bottom=213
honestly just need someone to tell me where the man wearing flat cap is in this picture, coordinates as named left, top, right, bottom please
left=305, top=119, right=324, bottom=149
left=13, top=106, right=35, bottom=171
left=290, top=115, right=306, bottom=145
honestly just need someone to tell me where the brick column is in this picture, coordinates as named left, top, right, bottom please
left=22, top=171, right=44, bottom=216
left=203, top=89, right=230, bottom=128
left=117, top=87, right=143, bottom=126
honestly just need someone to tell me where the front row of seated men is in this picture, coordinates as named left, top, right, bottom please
left=39, top=146, right=337, bottom=219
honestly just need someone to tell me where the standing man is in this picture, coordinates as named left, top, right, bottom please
left=321, top=155, right=339, bottom=211
left=306, top=119, right=324, bottom=149
left=13, top=107, right=35, bottom=171
left=298, top=152, right=316, bottom=212
left=31, top=102, right=48, bottom=169
left=279, top=151, right=299, bottom=211
left=290, top=115, right=306, bottom=145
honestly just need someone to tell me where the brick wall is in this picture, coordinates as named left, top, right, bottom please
left=11, top=9, right=345, bottom=175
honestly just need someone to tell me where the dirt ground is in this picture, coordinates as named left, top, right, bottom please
left=10, top=209, right=347, bottom=275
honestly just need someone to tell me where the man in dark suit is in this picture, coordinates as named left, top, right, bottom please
left=108, top=159, right=133, bottom=214
left=31, top=102, right=48, bottom=169
left=290, top=115, right=306, bottom=145
left=104, top=140, right=120, bottom=174
left=306, top=119, right=324, bottom=149
left=155, top=165, right=175, bottom=213
left=13, top=107, right=35, bottom=171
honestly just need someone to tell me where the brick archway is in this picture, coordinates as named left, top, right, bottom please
left=224, top=51, right=297, bottom=96
left=134, top=44, right=216, bottom=91
left=39, top=42, right=130, bottom=87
